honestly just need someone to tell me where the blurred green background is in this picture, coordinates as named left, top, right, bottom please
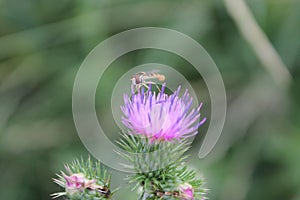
left=0, top=0, right=299, bottom=199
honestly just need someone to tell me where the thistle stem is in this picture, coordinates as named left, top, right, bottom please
left=139, top=191, right=151, bottom=200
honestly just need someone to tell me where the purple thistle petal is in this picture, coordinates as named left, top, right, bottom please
left=121, top=85, right=206, bottom=142
left=160, top=83, right=166, bottom=94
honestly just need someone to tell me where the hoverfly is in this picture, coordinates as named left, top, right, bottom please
left=130, top=70, right=165, bottom=92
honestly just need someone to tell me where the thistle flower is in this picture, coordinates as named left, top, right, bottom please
left=121, top=84, right=206, bottom=142
left=52, top=169, right=94, bottom=199
left=179, top=183, right=195, bottom=200
left=52, top=158, right=113, bottom=199
left=63, top=172, right=94, bottom=194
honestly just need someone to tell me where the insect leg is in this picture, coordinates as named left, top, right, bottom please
left=146, top=81, right=161, bottom=92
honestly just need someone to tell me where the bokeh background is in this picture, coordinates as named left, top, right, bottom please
left=0, top=0, right=299, bottom=199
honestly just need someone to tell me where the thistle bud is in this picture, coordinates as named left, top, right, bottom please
left=63, top=173, right=95, bottom=195
left=52, top=158, right=112, bottom=199
left=179, top=183, right=194, bottom=200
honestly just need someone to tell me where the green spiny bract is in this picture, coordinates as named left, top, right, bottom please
left=117, top=133, right=207, bottom=200
left=116, top=132, right=189, bottom=172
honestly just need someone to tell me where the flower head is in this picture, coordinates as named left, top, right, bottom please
left=179, top=183, right=194, bottom=200
left=52, top=160, right=112, bottom=199
left=64, top=173, right=92, bottom=193
left=121, top=84, right=206, bottom=142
